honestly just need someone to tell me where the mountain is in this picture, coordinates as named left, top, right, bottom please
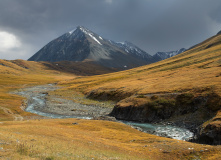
left=62, top=30, right=221, bottom=145
left=110, top=41, right=154, bottom=62
left=152, top=48, right=186, bottom=61
left=217, top=30, right=221, bottom=35
left=28, top=26, right=155, bottom=70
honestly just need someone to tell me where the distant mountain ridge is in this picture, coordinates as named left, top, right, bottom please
left=28, top=26, right=185, bottom=69
left=153, top=48, right=186, bottom=61
left=110, top=41, right=154, bottom=62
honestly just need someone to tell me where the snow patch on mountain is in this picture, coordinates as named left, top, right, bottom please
left=79, top=27, right=102, bottom=45
left=69, top=29, right=75, bottom=35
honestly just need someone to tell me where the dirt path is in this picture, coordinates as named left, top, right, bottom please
left=0, top=106, right=23, bottom=121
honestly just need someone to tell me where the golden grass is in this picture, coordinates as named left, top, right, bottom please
left=0, top=34, right=221, bottom=159
left=59, top=34, right=221, bottom=98
left=0, top=118, right=221, bottom=160
left=0, top=59, right=75, bottom=121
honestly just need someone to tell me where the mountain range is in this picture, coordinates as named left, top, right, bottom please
left=152, top=48, right=186, bottom=61
left=28, top=26, right=185, bottom=70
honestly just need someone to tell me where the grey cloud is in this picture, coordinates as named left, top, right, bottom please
left=0, top=0, right=220, bottom=60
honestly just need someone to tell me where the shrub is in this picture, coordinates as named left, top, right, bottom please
left=148, top=98, right=176, bottom=110
left=206, top=93, right=221, bottom=111
left=176, top=93, right=194, bottom=105
left=136, top=95, right=145, bottom=98
left=150, top=95, right=159, bottom=100
left=17, top=143, right=29, bottom=156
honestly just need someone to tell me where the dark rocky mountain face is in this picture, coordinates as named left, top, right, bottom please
left=152, top=48, right=186, bottom=61
left=110, top=41, right=155, bottom=63
left=217, top=30, right=221, bottom=35
left=29, top=27, right=91, bottom=62
left=29, top=26, right=154, bottom=70
left=29, top=26, right=185, bottom=70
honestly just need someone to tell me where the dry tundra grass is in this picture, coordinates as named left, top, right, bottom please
left=59, top=34, right=221, bottom=98
left=0, top=118, right=221, bottom=160
left=0, top=33, right=221, bottom=159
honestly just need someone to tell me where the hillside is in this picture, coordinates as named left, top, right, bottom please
left=41, top=60, right=117, bottom=75
left=1, top=118, right=221, bottom=160
left=60, top=32, right=221, bottom=98
left=1, top=61, right=220, bottom=160
left=59, top=31, right=221, bottom=145
left=0, top=32, right=221, bottom=159
left=0, top=59, right=77, bottom=121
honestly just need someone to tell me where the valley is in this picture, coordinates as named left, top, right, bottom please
left=0, top=82, right=221, bottom=159
left=13, top=84, right=194, bottom=141
left=0, top=29, right=221, bottom=159
left=59, top=31, right=221, bottom=146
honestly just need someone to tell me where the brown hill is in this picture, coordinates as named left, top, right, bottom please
left=0, top=32, right=221, bottom=159
left=61, top=32, right=221, bottom=98
left=60, top=32, right=221, bottom=145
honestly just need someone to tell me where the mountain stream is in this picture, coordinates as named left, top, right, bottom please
left=15, top=84, right=194, bottom=141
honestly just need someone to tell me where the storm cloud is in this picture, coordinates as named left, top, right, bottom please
left=0, top=0, right=221, bottom=60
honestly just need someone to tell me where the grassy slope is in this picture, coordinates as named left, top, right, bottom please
left=38, top=33, right=221, bottom=159
left=0, top=119, right=220, bottom=160
left=1, top=33, right=221, bottom=159
left=0, top=59, right=75, bottom=121
left=60, top=34, right=221, bottom=98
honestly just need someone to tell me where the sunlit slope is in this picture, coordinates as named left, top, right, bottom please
left=62, top=33, right=221, bottom=98
left=0, top=118, right=220, bottom=160
left=0, top=59, right=74, bottom=121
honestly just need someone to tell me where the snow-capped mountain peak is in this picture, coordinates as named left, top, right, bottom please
left=68, top=26, right=103, bottom=45
left=28, top=26, right=155, bottom=69
left=29, top=25, right=185, bottom=70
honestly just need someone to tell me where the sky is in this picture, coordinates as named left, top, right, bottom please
left=0, top=0, right=221, bottom=60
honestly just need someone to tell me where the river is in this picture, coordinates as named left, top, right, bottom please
left=15, top=84, right=194, bottom=141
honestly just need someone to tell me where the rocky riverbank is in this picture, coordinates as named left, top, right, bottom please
left=12, top=84, right=196, bottom=141
left=13, top=84, right=114, bottom=119
left=109, top=93, right=221, bottom=145
left=13, top=84, right=221, bottom=144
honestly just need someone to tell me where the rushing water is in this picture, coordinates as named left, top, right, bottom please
left=17, top=85, right=194, bottom=141
left=122, top=121, right=194, bottom=141
left=17, top=91, right=92, bottom=119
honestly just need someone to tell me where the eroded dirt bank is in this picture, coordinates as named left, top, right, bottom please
left=109, top=93, right=221, bottom=145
